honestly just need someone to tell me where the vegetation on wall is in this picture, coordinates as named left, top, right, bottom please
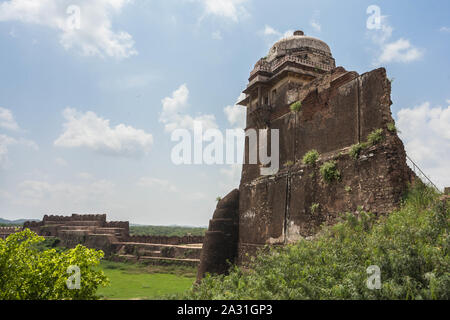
left=302, top=149, right=320, bottom=166
left=181, top=183, right=449, bottom=300
left=290, top=101, right=302, bottom=113
left=367, top=128, right=385, bottom=145
left=349, top=143, right=368, bottom=160
left=319, top=161, right=341, bottom=183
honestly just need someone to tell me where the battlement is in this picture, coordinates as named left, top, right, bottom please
left=43, top=214, right=107, bottom=222
left=0, top=226, right=22, bottom=239
left=9, top=214, right=202, bottom=265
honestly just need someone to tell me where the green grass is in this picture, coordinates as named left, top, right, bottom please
left=180, top=182, right=449, bottom=300
left=130, top=225, right=206, bottom=237
left=96, top=261, right=195, bottom=300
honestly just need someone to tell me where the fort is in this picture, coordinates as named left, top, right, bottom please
left=197, top=30, right=418, bottom=280
left=4, top=214, right=204, bottom=266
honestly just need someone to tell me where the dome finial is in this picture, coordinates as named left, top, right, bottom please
left=294, top=30, right=304, bottom=36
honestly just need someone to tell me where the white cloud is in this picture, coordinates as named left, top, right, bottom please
left=310, top=20, right=321, bottom=33
left=263, top=25, right=278, bottom=36
left=223, top=93, right=246, bottom=129
left=440, top=26, right=450, bottom=33
left=397, top=101, right=450, bottom=189
left=310, top=10, right=321, bottom=33
left=378, top=38, right=423, bottom=64
left=159, top=84, right=218, bottom=133
left=261, top=25, right=293, bottom=41
left=0, top=107, right=19, bottom=131
left=0, top=0, right=137, bottom=59
left=0, top=134, right=16, bottom=165
left=15, top=178, right=115, bottom=208
left=198, top=0, right=249, bottom=22
left=219, top=163, right=242, bottom=192
left=137, top=177, right=178, bottom=192
left=369, top=16, right=423, bottom=65
left=0, top=134, right=38, bottom=166
left=54, top=108, right=153, bottom=157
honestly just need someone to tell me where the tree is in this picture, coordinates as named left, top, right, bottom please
left=0, top=229, right=109, bottom=300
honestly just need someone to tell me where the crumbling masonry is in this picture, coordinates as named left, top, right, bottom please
left=197, top=30, right=414, bottom=280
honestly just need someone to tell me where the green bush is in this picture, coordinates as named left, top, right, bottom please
left=0, top=229, right=109, bottom=300
left=310, top=203, right=320, bottom=214
left=181, top=183, right=449, bottom=300
left=387, top=123, right=400, bottom=133
left=290, top=101, right=302, bottom=113
left=367, top=129, right=384, bottom=145
left=320, top=161, right=341, bottom=183
left=302, top=150, right=320, bottom=166
left=349, top=143, right=367, bottom=160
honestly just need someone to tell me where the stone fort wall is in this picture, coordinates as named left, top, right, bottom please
left=198, top=67, right=415, bottom=279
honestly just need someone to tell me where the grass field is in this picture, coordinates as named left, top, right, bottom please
left=97, top=260, right=195, bottom=300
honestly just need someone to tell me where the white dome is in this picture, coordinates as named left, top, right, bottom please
left=267, top=32, right=332, bottom=62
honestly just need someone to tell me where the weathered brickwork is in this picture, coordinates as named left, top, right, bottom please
left=198, top=30, right=414, bottom=278
left=9, top=214, right=204, bottom=265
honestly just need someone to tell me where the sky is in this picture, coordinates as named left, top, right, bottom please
left=0, top=0, right=449, bottom=226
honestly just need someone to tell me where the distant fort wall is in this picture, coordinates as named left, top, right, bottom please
left=124, top=235, right=204, bottom=245
left=3, top=214, right=203, bottom=264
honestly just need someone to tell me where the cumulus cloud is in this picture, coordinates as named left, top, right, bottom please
left=223, top=93, right=246, bottom=129
left=378, top=38, right=423, bottom=64
left=310, top=10, right=321, bottom=33
left=0, top=107, right=19, bottom=131
left=159, top=84, right=218, bottom=133
left=0, top=0, right=136, bottom=59
left=369, top=16, right=423, bottom=65
left=54, top=108, right=153, bottom=157
left=15, top=178, right=115, bottom=208
left=0, top=134, right=38, bottom=166
left=262, top=25, right=293, bottom=40
left=397, top=101, right=450, bottom=189
left=137, top=177, right=178, bottom=192
left=198, top=0, right=249, bottom=22
left=440, top=26, right=450, bottom=33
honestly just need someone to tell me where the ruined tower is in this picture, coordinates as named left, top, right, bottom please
left=197, top=30, right=414, bottom=280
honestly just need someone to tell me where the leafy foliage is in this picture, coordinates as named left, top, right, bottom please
left=302, top=150, right=320, bottom=166
left=0, top=229, right=109, bottom=300
left=290, top=101, right=302, bottom=113
left=349, top=143, right=368, bottom=160
left=387, top=122, right=400, bottom=134
left=310, top=203, right=320, bottom=214
left=130, top=225, right=206, bottom=237
left=367, top=128, right=384, bottom=145
left=320, top=161, right=341, bottom=183
left=181, top=183, right=449, bottom=300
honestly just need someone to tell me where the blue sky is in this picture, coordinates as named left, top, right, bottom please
left=0, top=0, right=449, bottom=225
